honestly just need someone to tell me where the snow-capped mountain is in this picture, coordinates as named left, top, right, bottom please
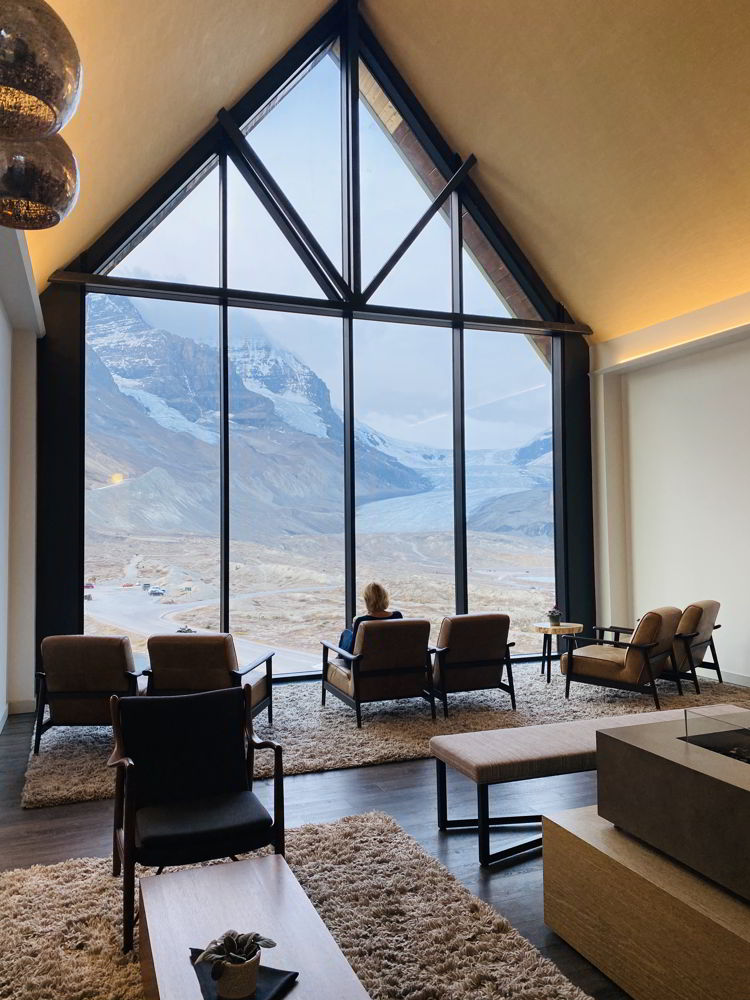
left=85, top=295, right=551, bottom=540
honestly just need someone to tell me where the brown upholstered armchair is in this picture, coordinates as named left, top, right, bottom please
left=561, top=606, right=682, bottom=709
left=321, top=618, right=435, bottom=727
left=431, top=613, right=516, bottom=717
left=663, top=600, right=722, bottom=692
left=145, top=633, right=273, bottom=722
left=35, top=635, right=141, bottom=754
left=109, top=686, right=284, bottom=951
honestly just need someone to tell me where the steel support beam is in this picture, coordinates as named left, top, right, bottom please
left=362, top=154, right=476, bottom=302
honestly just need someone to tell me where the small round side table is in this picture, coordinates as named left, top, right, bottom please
left=532, top=622, right=584, bottom=684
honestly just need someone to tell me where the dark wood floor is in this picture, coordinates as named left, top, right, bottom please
left=0, top=712, right=628, bottom=999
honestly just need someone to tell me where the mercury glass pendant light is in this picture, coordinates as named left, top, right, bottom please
left=0, top=0, right=81, bottom=229
left=0, top=132, right=78, bottom=228
left=0, top=0, right=82, bottom=139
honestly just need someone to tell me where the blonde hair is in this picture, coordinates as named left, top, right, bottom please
left=363, top=581, right=389, bottom=614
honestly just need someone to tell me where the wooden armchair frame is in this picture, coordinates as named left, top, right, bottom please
left=108, top=687, right=284, bottom=952
left=430, top=642, right=516, bottom=718
left=34, top=665, right=142, bottom=755
left=563, top=629, right=670, bottom=709
left=321, top=640, right=436, bottom=728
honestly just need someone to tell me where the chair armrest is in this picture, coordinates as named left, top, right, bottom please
left=234, top=650, right=275, bottom=676
left=428, top=646, right=448, bottom=655
left=594, top=625, right=634, bottom=636
left=251, top=737, right=281, bottom=753
left=572, top=635, right=657, bottom=651
left=107, top=752, right=134, bottom=769
left=320, top=640, right=359, bottom=661
left=714, top=623, right=722, bottom=630
left=675, top=630, right=699, bottom=641
left=507, top=642, right=516, bottom=649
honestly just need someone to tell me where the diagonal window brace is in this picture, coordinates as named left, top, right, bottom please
left=361, top=153, right=477, bottom=303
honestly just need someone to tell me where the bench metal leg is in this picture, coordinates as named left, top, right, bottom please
left=436, top=758, right=448, bottom=830
left=435, top=760, right=543, bottom=868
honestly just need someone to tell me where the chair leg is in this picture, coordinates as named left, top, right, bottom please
left=710, top=638, right=723, bottom=683
left=33, top=690, right=46, bottom=755
left=436, top=759, right=448, bottom=830
left=651, top=685, right=661, bottom=710
left=355, top=701, right=362, bottom=728
left=267, top=699, right=273, bottom=725
left=441, top=690, right=449, bottom=719
left=122, top=857, right=136, bottom=953
left=686, top=648, right=701, bottom=695
left=321, top=681, right=326, bottom=706
left=112, top=832, right=121, bottom=877
left=430, top=691, right=436, bottom=721
left=671, top=652, right=684, bottom=696
left=505, top=658, right=517, bottom=710
left=565, top=665, right=572, bottom=699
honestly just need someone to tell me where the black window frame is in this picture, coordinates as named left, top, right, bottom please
left=37, top=0, right=595, bottom=677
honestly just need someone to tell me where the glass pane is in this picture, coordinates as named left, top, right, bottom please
left=370, top=210, right=452, bottom=311
left=109, top=167, right=219, bottom=286
left=359, top=57, right=450, bottom=296
left=462, top=207, right=542, bottom=320
left=84, top=294, right=221, bottom=661
left=354, top=320, right=454, bottom=641
left=227, top=158, right=321, bottom=297
left=228, top=308, right=344, bottom=675
left=464, top=329, right=554, bottom=652
left=243, top=47, right=342, bottom=269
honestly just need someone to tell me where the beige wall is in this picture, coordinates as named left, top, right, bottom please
left=596, top=333, right=750, bottom=685
left=0, top=302, right=11, bottom=732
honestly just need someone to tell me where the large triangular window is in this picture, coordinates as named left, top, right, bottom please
left=75, top=3, right=588, bottom=678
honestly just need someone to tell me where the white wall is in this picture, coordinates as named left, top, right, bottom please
left=8, top=328, right=37, bottom=714
left=595, top=332, right=750, bottom=685
left=0, top=301, right=12, bottom=733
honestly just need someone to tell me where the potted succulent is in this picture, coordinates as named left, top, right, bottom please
left=194, top=929, right=277, bottom=999
left=547, top=605, right=563, bottom=626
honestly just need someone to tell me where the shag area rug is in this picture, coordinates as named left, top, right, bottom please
left=23, top=671, right=750, bottom=808
left=0, top=812, right=591, bottom=1000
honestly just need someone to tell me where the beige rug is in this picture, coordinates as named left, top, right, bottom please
left=0, top=812, right=591, bottom=1000
left=23, top=671, right=750, bottom=808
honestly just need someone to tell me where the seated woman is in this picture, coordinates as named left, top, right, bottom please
left=339, top=581, right=402, bottom=653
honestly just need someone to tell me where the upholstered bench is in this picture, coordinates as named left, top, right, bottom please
left=429, top=703, right=741, bottom=867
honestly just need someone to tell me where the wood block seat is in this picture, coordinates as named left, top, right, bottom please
left=429, top=704, right=742, bottom=868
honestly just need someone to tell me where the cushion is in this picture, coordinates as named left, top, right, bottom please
left=429, top=705, right=742, bottom=784
left=673, top=600, right=720, bottom=670
left=41, top=634, right=136, bottom=725
left=560, top=644, right=629, bottom=682
left=436, top=614, right=510, bottom=664
left=147, top=633, right=238, bottom=692
left=135, top=790, right=272, bottom=865
left=326, top=660, right=354, bottom=696
left=355, top=619, right=431, bottom=700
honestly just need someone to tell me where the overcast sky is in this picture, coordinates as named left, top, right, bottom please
left=112, top=53, right=550, bottom=450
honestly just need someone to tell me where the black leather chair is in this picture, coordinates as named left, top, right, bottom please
left=108, top=686, right=284, bottom=951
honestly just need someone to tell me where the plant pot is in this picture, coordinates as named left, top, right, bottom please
left=215, top=952, right=261, bottom=999
left=548, top=615, right=562, bottom=627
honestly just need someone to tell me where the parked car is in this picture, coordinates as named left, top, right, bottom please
left=83, top=592, right=92, bottom=602
left=148, top=586, right=166, bottom=597
left=83, top=582, right=94, bottom=590
left=176, top=625, right=196, bottom=634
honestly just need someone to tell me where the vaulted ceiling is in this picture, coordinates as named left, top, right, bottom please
left=25, top=0, right=750, bottom=340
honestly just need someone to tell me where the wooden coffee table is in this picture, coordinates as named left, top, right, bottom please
left=139, top=855, right=371, bottom=999
left=531, top=622, right=583, bottom=684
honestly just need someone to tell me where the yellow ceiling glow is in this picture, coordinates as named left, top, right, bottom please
left=25, top=0, right=750, bottom=343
